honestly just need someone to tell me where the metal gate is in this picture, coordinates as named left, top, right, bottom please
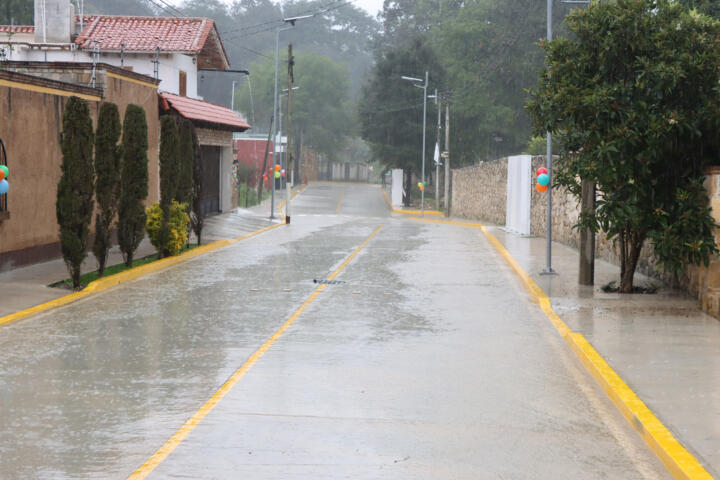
left=200, top=146, right=221, bottom=215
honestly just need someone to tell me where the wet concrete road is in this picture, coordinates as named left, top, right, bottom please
left=0, top=184, right=671, bottom=479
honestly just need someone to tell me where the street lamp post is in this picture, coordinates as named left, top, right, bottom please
left=270, top=15, right=312, bottom=221
left=402, top=72, right=429, bottom=217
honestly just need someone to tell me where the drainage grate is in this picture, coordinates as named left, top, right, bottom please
left=313, top=279, right=345, bottom=285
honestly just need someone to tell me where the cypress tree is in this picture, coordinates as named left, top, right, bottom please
left=158, top=115, right=180, bottom=258
left=118, top=104, right=149, bottom=267
left=57, top=96, right=95, bottom=289
left=176, top=118, right=195, bottom=207
left=190, top=125, right=204, bottom=245
left=92, top=102, right=122, bottom=276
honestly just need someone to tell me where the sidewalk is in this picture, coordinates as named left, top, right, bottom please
left=0, top=205, right=280, bottom=318
left=486, top=225, right=720, bottom=478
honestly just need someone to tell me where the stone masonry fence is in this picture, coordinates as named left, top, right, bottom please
left=451, top=156, right=720, bottom=318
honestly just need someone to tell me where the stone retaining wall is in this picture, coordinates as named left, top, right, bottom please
left=451, top=156, right=720, bottom=317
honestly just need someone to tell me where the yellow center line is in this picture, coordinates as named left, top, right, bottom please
left=336, top=187, right=346, bottom=213
left=127, top=225, right=384, bottom=480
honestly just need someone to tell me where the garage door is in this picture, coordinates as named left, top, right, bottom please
left=200, top=146, right=221, bottom=215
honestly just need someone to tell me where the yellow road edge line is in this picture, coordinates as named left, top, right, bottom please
left=0, top=223, right=284, bottom=328
left=336, top=187, right=346, bottom=213
left=127, top=224, right=383, bottom=480
left=380, top=187, right=443, bottom=216
left=277, top=184, right=309, bottom=221
left=477, top=225, right=712, bottom=480
left=408, top=216, right=485, bottom=229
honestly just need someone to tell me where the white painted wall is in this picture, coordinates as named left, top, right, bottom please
left=505, top=154, right=532, bottom=235
left=7, top=45, right=198, bottom=97
left=391, top=169, right=404, bottom=206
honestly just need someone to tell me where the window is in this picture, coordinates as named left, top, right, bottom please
left=179, top=70, right=187, bottom=97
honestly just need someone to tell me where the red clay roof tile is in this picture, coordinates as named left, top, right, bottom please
left=0, top=25, right=34, bottom=34
left=160, top=92, right=250, bottom=131
left=75, top=16, right=215, bottom=53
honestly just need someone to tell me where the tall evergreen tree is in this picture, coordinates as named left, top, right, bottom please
left=158, top=115, right=180, bottom=258
left=176, top=118, right=195, bottom=207
left=359, top=37, right=444, bottom=205
left=118, top=104, right=149, bottom=267
left=190, top=126, right=204, bottom=245
left=57, top=96, right=95, bottom=289
left=93, top=102, right=122, bottom=276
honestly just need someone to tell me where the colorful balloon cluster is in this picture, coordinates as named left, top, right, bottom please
left=535, top=167, right=549, bottom=193
left=417, top=181, right=427, bottom=191
left=274, top=164, right=281, bottom=179
left=0, top=165, right=8, bottom=195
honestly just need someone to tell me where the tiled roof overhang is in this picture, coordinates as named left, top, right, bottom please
left=159, top=92, right=250, bottom=132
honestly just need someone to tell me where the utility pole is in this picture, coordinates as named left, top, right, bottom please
left=579, top=180, right=595, bottom=285
left=285, top=44, right=294, bottom=224
left=257, top=115, right=274, bottom=201
left=542, top=0, right=556, bottom=275
left=444, top=96, right=451, bottom=217
left=435, top=88, right=441, bottom=212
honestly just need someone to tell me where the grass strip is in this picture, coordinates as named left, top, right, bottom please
left=49, top=244, right=201, bottom=290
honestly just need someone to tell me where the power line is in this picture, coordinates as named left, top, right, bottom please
left=142, top=0, right=184, bottom=17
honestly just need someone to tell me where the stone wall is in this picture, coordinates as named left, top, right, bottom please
left=451, top=159, right=507, bottom=226
left=452, top=156, right=720, bottom=317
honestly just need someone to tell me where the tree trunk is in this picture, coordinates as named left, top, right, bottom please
left=72, top=268, right=81, bottom=290
left=619, top=230, right=645, bottom=293
left=124, top=251, right=133, bottom=268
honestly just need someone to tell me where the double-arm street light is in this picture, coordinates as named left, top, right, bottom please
left=401, top=72, right=429, bottom=217
left=270, top=15, right=312, bottom=220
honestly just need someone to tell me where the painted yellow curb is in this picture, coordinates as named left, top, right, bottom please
left=477, top=225, right=713, bottom=480
left=127, top=225, right=384, bottom=480
left=0, top=223, right=284, bottom=328
left=380, top=188, right=444, bottom=216
left=407, top=215, right=713, bottom=479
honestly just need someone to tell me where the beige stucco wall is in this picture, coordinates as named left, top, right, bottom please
left=0, top=68, right=159, bottom=269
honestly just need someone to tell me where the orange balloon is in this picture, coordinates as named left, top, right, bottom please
left=275, top=164, right=281, bottom=172
left=0, top=169, right=4, bottom=181
left=535, top=183, right=548, bottom=193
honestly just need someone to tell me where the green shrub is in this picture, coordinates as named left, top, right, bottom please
left=146, top=201, right=190, bottom=257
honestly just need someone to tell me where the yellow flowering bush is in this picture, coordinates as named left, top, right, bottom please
left=145, top=201, right=190, bottom=256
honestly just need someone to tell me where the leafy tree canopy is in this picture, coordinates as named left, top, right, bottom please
left=236, top=51, right=354, bottom=160
left=359, top=36, right=444, bottom=174
left=526, top=0, right=720, bottom=292
left=0, top=0, right=32, bottom=25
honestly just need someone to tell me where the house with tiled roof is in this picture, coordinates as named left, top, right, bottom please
left=0, top=0, right=252, bottom=228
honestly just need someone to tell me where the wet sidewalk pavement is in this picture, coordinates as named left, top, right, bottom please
left=486, top=225, right=720, bottom=477
left=0, top=203, right=280, bottom=318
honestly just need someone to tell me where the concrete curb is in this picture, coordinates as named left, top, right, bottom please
left=380, top=187, right=443, bottom=216
left=0, top=223, right=284, bottom=328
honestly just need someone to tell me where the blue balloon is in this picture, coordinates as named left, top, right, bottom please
left=537, top=173, right=550, bottom=187
left=0, top=179, right=8, bottom=194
